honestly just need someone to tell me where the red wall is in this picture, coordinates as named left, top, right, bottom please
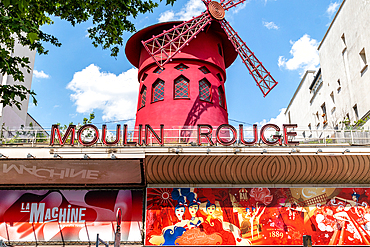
left=134, top=29, right=230, bottom=130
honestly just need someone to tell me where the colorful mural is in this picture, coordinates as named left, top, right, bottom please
left=0, top=190, right=143, bottom=242
left=146, top=187, right=370, bottom=245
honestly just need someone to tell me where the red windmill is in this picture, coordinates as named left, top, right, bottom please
left=125, top=0, right=278, bottom=138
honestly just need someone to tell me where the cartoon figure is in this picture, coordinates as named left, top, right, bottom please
left=205, top=200, right=216, bottom=223
left=187, top=192, right=204, bottom=229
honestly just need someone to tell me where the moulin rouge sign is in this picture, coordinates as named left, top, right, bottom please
left=50, top=123, right=299, bottom=147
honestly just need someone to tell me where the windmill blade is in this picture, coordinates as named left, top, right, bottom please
left=220, top=19, right=278, bottom=97
left=142, top=12, right=212, bottom=68
left=222, top=0, right=246, bottom=11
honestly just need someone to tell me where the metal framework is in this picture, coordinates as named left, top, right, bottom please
left=141, top=0, right=278, bottom=97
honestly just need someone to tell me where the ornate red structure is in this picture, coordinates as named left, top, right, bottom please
left=125, top=0, right=278, bottom=131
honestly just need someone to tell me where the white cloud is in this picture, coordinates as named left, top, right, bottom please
left=232, top=1, right=248, bottom=14
left=263, top=21, right=279, bottom=30
left=278, top=34, right=320, bottom=76
left=33, top=70, right=50, bottom=79
left=67, top=64, right=139, bottom=121
left=258, top=108, right=287, bottom=127
left=158, top=0, right=206, bottom=22
left=326, top=2, right=340, bottom=17
left=158, top=11, right=176, bottom=22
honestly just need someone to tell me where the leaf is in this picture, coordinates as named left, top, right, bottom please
left=3, top=0, right=10, bottom=7
left=27, top=32, right=38, bottom=44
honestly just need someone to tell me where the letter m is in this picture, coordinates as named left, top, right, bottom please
left=30, top=203, right=45, bottom=223
left=50, top=124, right=76, bottom=146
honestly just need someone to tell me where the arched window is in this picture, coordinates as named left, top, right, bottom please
left=218, top=86, right=225, bottom=108
left=175, top=63, right=189, bottom=71
left=152, top=79, right=165, bottom=102
left=139, top=85, right=147, bottom=108
left=199, top=79, right=211, bottom=102
left=153, top=67, right=165, bottom=74
left=174, top=76, right=189, bottom=99
left=199, top=66, right=210, bottom=74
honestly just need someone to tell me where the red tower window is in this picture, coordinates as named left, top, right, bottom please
left=174, top=76, right=189, bottom=99
left=152, top=79, right=165, bottom=102
left=142, top=73, right=148, bottom=81
left=139, top=86, right=147, bottom=108
left=199, top=66, right=210, bottom=74
left=199, top=79, right=211, bottom=102
left=153, top=67, right=165, bottom=74
left=218, top=86, right=225, bottom=108
left=175, top=63, right=189, bottom=71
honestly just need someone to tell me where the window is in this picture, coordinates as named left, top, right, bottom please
left=152, top=79, right=165, bottom=102
left=217, top=44, right=223, bottom=57
left=153, top=67, right=165, bottom=74
left=330, top=91, right=335, bottom=103
left=139, top=86, right=147, bottom=108
left=142, top=73, right=148, bottom=81
left=216, top=73, right=223, bottom=81
left=199, top=66, right=210, bottom=74
left=360, top=48, right=368, bottom=73
left=175, top=63, right=189, bottom=71
left=199, top=79, right=211, bottom=102
left=321, top=103, right=327, bottom=122
left=174, top=76, right=189, bottom=99
left=341, top=33, right=346, bottom=52
left=353, top=104, right=359, bottom=120
left=337, top=79, right=341, bottom=93
left=218, top=86, right=225, bottom=108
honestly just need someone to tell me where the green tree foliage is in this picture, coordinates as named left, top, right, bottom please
left=0, top=0, right=175, bottom=109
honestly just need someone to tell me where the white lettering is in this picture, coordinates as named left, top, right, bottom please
left=52, top=207, right=58, bottom=218
left=59, top=208, right=66, bottom=222
left=79, top=208, right=86, bottom=223
left=30, top=203, right=45, bottom=223
left=69, top=169, right=86, bottom=179
left=71, top=208, right=78, bottom=222
left=45, top=208, right=51, bottom=220
left=3, top=164, right=23, bottom=174
left=2, top=164, right=99, bottom=180
left=86, top=170, right=99, bottom=179
left=49, top=169, right=65, bottom=179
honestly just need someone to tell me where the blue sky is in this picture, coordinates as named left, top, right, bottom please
left=29, top=0, right=341, bottom=128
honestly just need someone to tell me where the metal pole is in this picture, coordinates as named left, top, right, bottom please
left=114, top=208, right=122, bottom=247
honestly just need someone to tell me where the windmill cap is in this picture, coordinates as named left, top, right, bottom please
left=125, top=21, right=238, bottom=69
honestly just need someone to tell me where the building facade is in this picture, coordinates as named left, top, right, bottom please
left=285, top=0, right=370, bottom=133
left=0, top=40, right=38, bottom=130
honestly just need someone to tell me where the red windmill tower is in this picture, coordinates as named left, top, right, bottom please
left=125, top=0, right=278, bottom=138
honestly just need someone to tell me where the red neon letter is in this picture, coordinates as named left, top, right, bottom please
left=123, top=124, right=136, bottom=145
left=102, top=124, right=121, bottom=146
left=239, top=124, right=258, bottom=146
left=50, top=124, right=76, bottom=146
left=145, top=124, right=164, bottom=145
left=197, top=124, right=214, bottom=146
left=77, top=124, right=99, bottom=146
left=260, top=124, right=282, bottom=146
left=283, top=124, right=299, bottom=146
left=137, top=124, right=144, bottom=146
left=216, top=124, right=237, bottom=146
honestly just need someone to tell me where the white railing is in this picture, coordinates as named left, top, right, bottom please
left=1, top=126, right=370, bottom=146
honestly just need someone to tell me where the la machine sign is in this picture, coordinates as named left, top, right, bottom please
left=49, top=123, right=299, bottom=147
